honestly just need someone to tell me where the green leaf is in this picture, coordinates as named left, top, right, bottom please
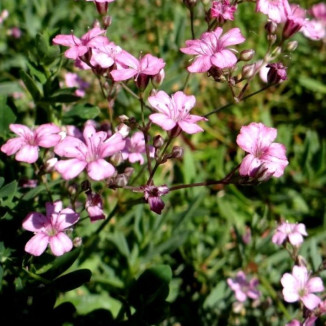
left=20, top=70, right=42, bottom=101
left=44, top=93, right=80, bottom=104
left=204, top=281, right=227, bottom=308
left=129, top=264, right=172, bottom=308
left=62, top=104, right=101, bottom=124
left=0, top=180, right=18, bottom=201
left=53, top=269, right=92, bottom=292
left=0, top=82, right=23, bottom=95
left=40, top=247, right=81, bottom=280
left=298, top=77, right=326, bottom=94
left=0, top=96, right=16, bottom=137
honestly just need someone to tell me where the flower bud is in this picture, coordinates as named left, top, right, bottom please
left=183, top=0, right=197, bottom=9
left=116, top=123, right=130, bottom=138
left=73, top=237, right=83, bottom=247
left=153, top=135, right=164, bottom=148
left=111, top=152, right=123, bottom=166
left=171, top=146, right=184, bottom=159
left=45, top=157, right=58, bottom=172
left=267, top=34, right=277, bottom=44
left=103, top=15, right=112, bottom=29
left=135, top=73, right=150, bottom=91
left=297, top=255, right=308, bottom=268
left=239, top=49, right=255, bottom=61
left=286, top=40, right=298, bottom=52
left=115, top=174, right=128, bottom=187
left=124, top=167, right=134, bottom=178
left=241, top=63, right=256, bottom=79
left=151, top=69, right=165, bottom=88
left=265, top=21, right=278, bottom=34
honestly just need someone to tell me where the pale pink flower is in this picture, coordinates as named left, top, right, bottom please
left=1, top=123, right=61, bottom=163
left=211, top=0, right=237, bottom=23
left=236, top=122, right=289, bottom=178
left=122, top=131, right=153, bottom=165
left=64, top=72, right=89, bottom=97
left=86, top=0, right=115, bottom=15
left=52, top=27, right=109, bottom=60
left=281, top=265, right=324, bottom=310
left=148, top=90, right=207, bottom=134
left=86, top=193, right=105, bottom=222
left=22, top=201, right=79, bottom=256
left=311, top=3, right=326, bottom=21
left=286, top=318, right=318, bottom=326
left=0, top=10, right=9, bottom=24
left=227, top=271, right=260, bottom=302
left=54, top=125, right=125, bottom=180
left=256, top=0, right=290, bottom=23
left=142, top=185, right=169, bottom=215
left=180, top=27, right=245, bottom=72
left=110, top=52, right=166, bottom=87
left=272, top=221, right=308, bottom=246
left=91, top=41, right=122, bottom=69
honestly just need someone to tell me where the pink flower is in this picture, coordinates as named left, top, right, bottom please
left=281, top=265, right=324, bottom=310
left=91, top=41, right=122, bottom=69
left=111, top=52, right=166, bottom=88
left=311, top=3, right=326, bottom=21
left=64, top=72, right=89, bottom=97
left=256, top=0, right=290, bottom=23
left=266, top=62, right=287, bottom=84
left=283, top=5, right=307, bottom=39
left=148, top=90, right=207, bottom=134
left=122, top=131, right=153, bottom=165
left=22, top=201, right=79, bottom=256
left=180, top=27, right=245, bottom=72
left=52, top=27, right=108, bottom=60
left=286, top=317, right=318, bottom=326
left=54, top=125, right=125, bottom=180
left=236, top=122, right=289, bottom=178
left=1, top=123, right=61, bottom=163
left=211, top=0, right=237, bottom=23
left=86, top=0, right=115, bottom=15
left=86, top=193, right=105, bottom=222
left=142, top=185, right=169, bottom=215
left=227, top=271, right=260, bottom=302
left=272, top=221, right=308, bottom=246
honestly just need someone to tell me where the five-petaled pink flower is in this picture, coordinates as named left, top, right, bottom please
left=180, top=27, right=245, bottom=72
left=1, top=123, right=61, bottom=163
left=110, top=52, right=165, bottom=86
left=272, top=221, right=308, bottom=246
left=236, top=122, right=289, bottom=179
left=148, top=90, right=207, bottom=134
left=53, top=27, right=108, bottom=60
left=54, top=125, right=125, bottom=180
left=22, top=201, right=80, bottom=256
left=122, top=131, right=153, bottom=165
left=227, top=271, right=260, bottom=302
left=281, top=265, right=324, bottom=310
left=256, top=0, right=290, bottom=23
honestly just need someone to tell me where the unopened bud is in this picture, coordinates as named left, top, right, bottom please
left=73, top=237, right=83, bottom=247
left=103, top=15, right=112, bottom=28
left=239, top=49, right=255, bottom=61
left=153, top=135, right=164, bottom=148
left=267, top=34, right=277, bottom=44
left=118, top=115, right=129, bottom=123
left=241, top=63, right=256, bottom=79
left=124, top=167, right=134, bottom=178
left=286, top=40, right=298, bottom=52
left=297, top=255, right=308, bottom=267
left=135, top=73, right=150, bottom=91
left=115, top=174, right=128, bottom=187
left=265, top=21, right=278, bottom=34
left=45, top=157, right=58, bottom=172
left=116, top=123, right=130, bottom=138
left=111, top=152, right=123, bottom=166
left=183, top=0, right=197, bottom=9
left=171, top=146, right=184, bottom=159
left=151, top=69, right=165, bottom=88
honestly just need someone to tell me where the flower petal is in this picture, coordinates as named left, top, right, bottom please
left=49, top=232, right=73, bottom=256
left=149, top=113, right=176, bottom=130
left=87, top=159, right=115, bottom=180
left=22, top=212, right=49, bottom=232
left=55, top=158, right=87, bottom=180
left=25, top=233, right=49, bottom=256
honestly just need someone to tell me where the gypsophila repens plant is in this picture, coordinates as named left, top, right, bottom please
left=0, top=0, right=325, bottom=325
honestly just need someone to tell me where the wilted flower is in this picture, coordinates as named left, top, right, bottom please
left=236, top=122, right=289, bottom=179
left=22, top=201, right=80, bottom=256
left=142, top=185, right=169, bottom=215
left=1, top=123, right=61, bottom=163
left=210, top=0, right=237, bottom=23
left=180, top=27, right=245, bottom=72
left=266, top=62, right=287, bottom=84
left=272, top=221, right=307, bottom=246
left=227, top=271, right=260, bottom=302
left=86, top=192, right=105, bottom=222
left=281, top=265, right=324, bottom=310
left=148, top=90, right=207, bottom=134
